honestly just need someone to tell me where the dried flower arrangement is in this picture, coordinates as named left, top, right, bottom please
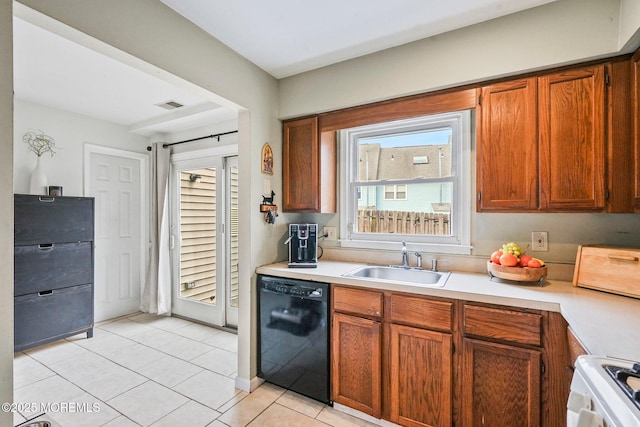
left=23, top=129, right=56, bottom=157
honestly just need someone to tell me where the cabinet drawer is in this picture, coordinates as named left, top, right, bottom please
left=14, top=283, right=93, bottom=352
left=15, top=195, right=94, bottom=245
left=463, top=304, right=542, bottom=347
left=333, top=286, right=383, bottom=318
left=14, top=242, right=93, bottom=296
left=389, top=294, right=453, bottom=331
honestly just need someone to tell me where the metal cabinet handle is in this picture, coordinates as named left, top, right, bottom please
left=38, top=196, right=55, bottom=203
left=38, top=243, right=54, bottom=250
left=38, top=290, right=53, bottom=296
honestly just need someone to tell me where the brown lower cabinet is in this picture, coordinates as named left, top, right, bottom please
left=390, top=324, right=452, bottom=427
left=331, top=284, right=569, bottom=427
left=331, top=312, right=382, bottom=417
left=461, top=339, right=541, bottom=427
left=461, top=303, right=543, bottom=426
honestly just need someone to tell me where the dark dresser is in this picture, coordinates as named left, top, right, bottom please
left=14, top=194, right=95, bottom=352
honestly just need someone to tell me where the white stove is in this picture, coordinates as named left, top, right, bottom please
left=569, top=355, right=640, bottom=427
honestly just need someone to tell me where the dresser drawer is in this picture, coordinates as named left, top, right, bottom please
left=389, top=294, right=453, bottom=331
left=14, top=242, right=93, bottom=296
left=14, top=283, right=93, bottom=352
left=463, top=304, right=542, bottom=347
left=333, top=286, right=383, bottom=318
left=15, top=195, right=94, bottom=245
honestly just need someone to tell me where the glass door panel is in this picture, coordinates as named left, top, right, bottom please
left=226, top=156, right=239, bottom=326
left=179, top=168, right=217, bottom=305
left=171, top=157, right=224, bottom=326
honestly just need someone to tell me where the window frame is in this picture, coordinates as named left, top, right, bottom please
left=339, top=110, right=472, bottom=255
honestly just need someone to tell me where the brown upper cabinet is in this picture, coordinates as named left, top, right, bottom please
left=538, top=65, right=606, bottom=210
left=282, top=116, right=336, bottom=213
left=283, top=57, right=635, bottom=214
left=477, top=78, right=538, bottom=210
left=633, top=51, right=640, bottom=210
left=605, top=61, right=634, bottom=212
left=478, top=62, right=634, bottom=212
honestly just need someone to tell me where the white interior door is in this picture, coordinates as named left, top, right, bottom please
left=86, top=146, right=147, bottom=322
left=171, top=155, right=226, bottom=326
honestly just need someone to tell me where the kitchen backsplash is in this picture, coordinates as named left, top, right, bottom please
left=319, top=246, right=576, bottom=282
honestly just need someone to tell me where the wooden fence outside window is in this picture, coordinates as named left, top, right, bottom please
left=357, top=209, right=450, bottom=236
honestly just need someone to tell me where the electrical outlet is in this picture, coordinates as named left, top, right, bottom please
left=323, top=226, right=337, bottom=241
left=531, top=231, right=548, bottom=252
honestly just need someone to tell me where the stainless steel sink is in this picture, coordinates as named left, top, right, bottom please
left=343, top=265, right=450, bottom=287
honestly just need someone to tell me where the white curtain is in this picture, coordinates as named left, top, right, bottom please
left=141, top=143, right=172, bottom=315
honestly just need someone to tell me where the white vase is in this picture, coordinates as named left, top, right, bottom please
left=29, top=156, right=48, bottom=195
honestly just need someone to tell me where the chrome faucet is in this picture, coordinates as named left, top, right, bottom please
left=431, top=259, right=438, bottom=272
left=415, top=252, right=422, bottom=269
left=401, top=241, right=409, bottom=267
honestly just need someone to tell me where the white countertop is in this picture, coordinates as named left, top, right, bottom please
left=256, top=261, right=640, bottom=361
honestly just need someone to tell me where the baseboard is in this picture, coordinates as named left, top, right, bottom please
left=235, top=375, right=264, bottom=392
left=332, top=402, right=400, bottom=426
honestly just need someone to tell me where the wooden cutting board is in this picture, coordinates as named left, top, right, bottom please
left=573, top=245, right=640, bottom=299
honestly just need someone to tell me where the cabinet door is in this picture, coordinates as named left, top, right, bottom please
left=331, top=312, right=381, bottom=417
left=389, top=324, right=452, bottom=427
left=477, top=78, right=538, bottom=211
left=283, top=116, right=320, bottom=212
left=634, top=53, right=640, bottom=209
left=461, top=338, right=541, bottom=427
left=14, top=242, right=93, bottom=296
left=283, top=117, right=336, bottom=213
left=606, top=60, right=633, bottom=213
left=14, top=283, right=93, bottom=352
left=539, top=66, right=606, bottom=210
left=14, top=195, right=94, bottom=244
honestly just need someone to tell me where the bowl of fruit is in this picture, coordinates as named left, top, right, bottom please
left=487, top=242, right=547, bottom=284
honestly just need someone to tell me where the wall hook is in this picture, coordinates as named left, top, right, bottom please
left=260, top=191, right=278, bottom=224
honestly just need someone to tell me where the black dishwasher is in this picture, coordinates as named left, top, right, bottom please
left=257, top=275, right=330, bottom=403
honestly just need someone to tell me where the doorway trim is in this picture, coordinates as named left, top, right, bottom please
left=83, top=143, right=150, bottom=300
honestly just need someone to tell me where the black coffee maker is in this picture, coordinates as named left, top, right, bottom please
left=286, top=223, right=318, bottom=268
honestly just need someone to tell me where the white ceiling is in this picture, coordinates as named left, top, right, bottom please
left=13, top=0, right=555, bottom=135
left=13, top=17, right=238, bottom=137
left=160, top=0, right=556, bottom=78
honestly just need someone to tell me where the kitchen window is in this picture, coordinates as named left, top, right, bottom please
left=339, top=110, right=472, bottom=254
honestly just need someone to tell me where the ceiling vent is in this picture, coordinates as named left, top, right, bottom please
left=155, top=100, right=184, bottom=110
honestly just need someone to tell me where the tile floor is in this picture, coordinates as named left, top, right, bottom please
left=13, top=312, right=377, bottom=427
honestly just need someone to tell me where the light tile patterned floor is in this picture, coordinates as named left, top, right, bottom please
left=13, top=313, right=378, bottom=427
